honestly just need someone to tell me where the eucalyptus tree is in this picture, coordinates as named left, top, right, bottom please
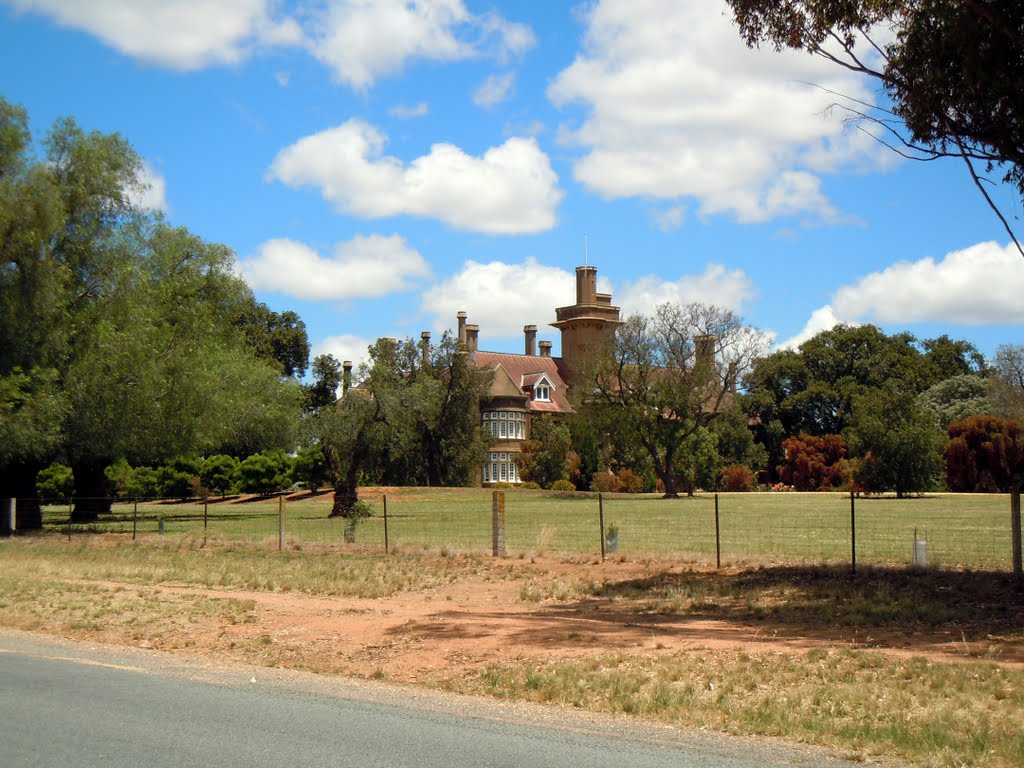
left=0, top=99, right=303, bottom=521
left=581, top=303, right=766, bottom=498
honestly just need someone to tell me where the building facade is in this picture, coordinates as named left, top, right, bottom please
left=457, top=265, right=621, bottom=486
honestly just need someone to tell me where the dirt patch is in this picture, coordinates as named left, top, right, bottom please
left=50, top=555, right=1024, bottom=685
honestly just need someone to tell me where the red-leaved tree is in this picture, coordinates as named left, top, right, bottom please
left=945, top=416, right=1024, bottom=492
left=778, top=434, right=849, bottom=491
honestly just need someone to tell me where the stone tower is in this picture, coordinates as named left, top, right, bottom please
left=551, top=265, right=620, bottom=380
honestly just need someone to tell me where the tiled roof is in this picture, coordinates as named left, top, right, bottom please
left=474, top=351, right=574, bottom=414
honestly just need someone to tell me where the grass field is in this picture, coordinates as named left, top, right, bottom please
left=36, top=488, right=1019, bottom=572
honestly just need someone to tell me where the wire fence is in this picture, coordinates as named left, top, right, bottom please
left=3, top=490, right=1022, bottom=574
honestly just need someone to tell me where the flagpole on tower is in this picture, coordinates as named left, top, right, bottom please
left=584, top=233, right=589, bottom=266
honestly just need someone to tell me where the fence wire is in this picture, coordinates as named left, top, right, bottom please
left=14, top=490, right=1022, bottom=572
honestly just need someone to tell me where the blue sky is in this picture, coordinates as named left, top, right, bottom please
left=2, top=0, right=1022, bottom=370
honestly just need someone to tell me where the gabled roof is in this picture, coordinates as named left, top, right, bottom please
left=474, top=351, right=573, bottom=414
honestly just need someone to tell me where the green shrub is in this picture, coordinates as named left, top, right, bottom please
left=550, top=479, right=576, bottom=492
left=36, top=463, right=74, bottom=503
left=238, top=450, right=293, bottom=496
left=291, top=445, right=330, bottom=492
left=520, top=481, right=542, bottom=490
left=201, top=454, right=240, bottom=497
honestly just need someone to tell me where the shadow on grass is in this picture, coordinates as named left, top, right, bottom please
left=589, top=564, right=1024, bottom=637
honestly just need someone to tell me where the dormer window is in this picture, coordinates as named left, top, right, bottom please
left=535, top=384, right=550, bottom=402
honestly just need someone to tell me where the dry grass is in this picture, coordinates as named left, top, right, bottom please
left=455, top=651, right=1024, bottom=768
left=3, top=536, right=1024, bottom=767
left=0, top=537, right=503, bottom=602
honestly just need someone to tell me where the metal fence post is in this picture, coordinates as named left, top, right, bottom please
left=132, top=500, right=138, bottom=541
left=383, top=494, right=389, bottom=555
left=598, top=493, right=605, bottom=562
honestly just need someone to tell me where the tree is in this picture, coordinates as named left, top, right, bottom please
left=990, top=344, right=1024, bottom=418
left=0, top=101, right=304, bottom=521
left=847, top=387, right=945, bottom=497
left=778, top=434, right=849, bottom=491
left=517, top=416, right=574, bottom=489
left=918, top=374, right=993, bottom=427
left=201, top=454, right=240, bottom=498
left=291, top=444, right=330, bottom=493
left=312, top=334, right=493, bottom=517
left=304, top=354, right=342, bottom=413
left=582, top=303, right=766, bottom=498
left=235, top=301, right=310, bottom=379
left=674, top=427, right=721, bottom=496
left=238, top=450, right=293, bottom=496
left=36, top=462, right=73, bottom=504
left=946, top=416, right=1024, bottom=492
left=743, top=324, right=958, bottom=479
left=157, top=456, right=203, bottom=500
left=920, top=335, right=987, bottom=387
left=727, top=1, right=1024, bottom=253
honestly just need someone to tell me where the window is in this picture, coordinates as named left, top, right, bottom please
left=482, top=451, right=521, bottom=485
left=482, top=411, right=524, bottom=442
left=535, top=384, right=550, bottom=402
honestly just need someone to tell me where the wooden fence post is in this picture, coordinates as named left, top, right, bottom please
left=1012, top=490, right=1021, bottom=581
left=278, top=495, right=285, bottom=552
left=492, top=491, right=506, bottom=557
left=850, top=490, right=857, bottom=575
left=715, top=493, right=721, bottom=569
left=599, top=493, right=605, bottom=562
left=383, top=495, right=389, bottom=555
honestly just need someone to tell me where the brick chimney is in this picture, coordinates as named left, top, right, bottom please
left=420, top=331, right=431, bottom=367
left=524, top=324, right=537, bottom=356
left=342, top=360, right=352, bottom=393
left=457, top=311, right=467, bottom=345
left=465, top=324, right=479, bottom=358
left=539, top=340, right=552, bottom=358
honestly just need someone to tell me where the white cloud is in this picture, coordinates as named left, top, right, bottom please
left=422, top=259, right=580, bottom=340
left=776, top=305, right=847, bottom=350
left=616, top=264, right=758, bottom=317
left=547, top=0, right=885, bottom=223
left=238, top=234, right=431, bottom=301
left=307, top=0, right=534, bottom=89
left=653, top=205, right=686, bottom=231
left=473, top=72, right=515, bottom=109
left=831, top=241, right=1024, bottom=325
left=389, top=101, right=430, bottom=119
left=127, top=161, right=169, bottom=213
left=312, top=333, right=373, bottom=372
left=268, top=119, right=562, bottom=234
left=7, top=0, right=301, bottom=69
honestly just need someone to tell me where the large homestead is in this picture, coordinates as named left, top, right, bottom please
left=344, top=265, right=621, bottom=487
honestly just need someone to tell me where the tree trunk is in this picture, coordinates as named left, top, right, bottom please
left=71, top=459, right=112, bottom=522
left=327, top=442, right=364, bottom=518
left=660, top=471, right=680, bottom=499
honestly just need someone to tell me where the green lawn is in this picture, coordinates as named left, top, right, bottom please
left=40, top=488, right=1017, bottom=571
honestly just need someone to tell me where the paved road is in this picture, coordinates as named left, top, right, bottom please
left=0, top=633, right=859, bottom=768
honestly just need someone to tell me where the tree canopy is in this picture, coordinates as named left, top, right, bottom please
left=726, top=0, right=1024, bottom=252
left=310, top=333, right=493, bottom=517
left=0, top=98, right=303, bottom=521
left=579, top=303, right=766, bottom=498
